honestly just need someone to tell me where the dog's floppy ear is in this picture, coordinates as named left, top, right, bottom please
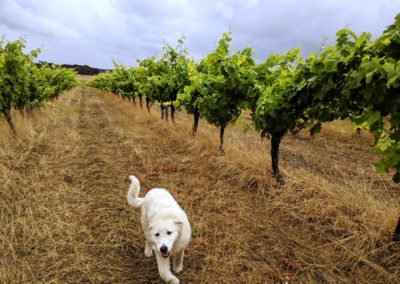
left=174, top=221, right=183, bottom=226
left=174, top=221, right=183, bottom=233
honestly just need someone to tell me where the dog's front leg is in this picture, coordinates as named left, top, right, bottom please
left=155, top=253, right=179, bottom=284
left=173, top=250, right=184, bottom=273
left=144, top=239, right=153, bottom=257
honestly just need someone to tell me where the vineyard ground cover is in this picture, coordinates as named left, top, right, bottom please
left=0, top=87, right=399, bottom=283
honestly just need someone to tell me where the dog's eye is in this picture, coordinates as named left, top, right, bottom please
left=155, top=233, right=160, bottom=237
left=167, top=231, right=172, bottom=235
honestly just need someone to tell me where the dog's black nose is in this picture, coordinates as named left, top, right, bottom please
left=160, top=245, right=168, bottom=253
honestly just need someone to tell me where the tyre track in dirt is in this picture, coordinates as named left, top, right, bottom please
left=57, top=89, right=158, bottom=283
left=74, top=88, right=161, bottom=283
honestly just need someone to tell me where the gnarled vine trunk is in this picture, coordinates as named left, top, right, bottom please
left=271, top=134, right=284, bottom=184
left=160, top=105, right=165, bottom=120
left=170, top=105, right=176, bottom=124
left=192, top=111, right=200, bottom=136
left=139, top=95, right=143, bottom=109
left=219, top=126, right=225, bottom=154
left=3, top=111, right=16, bottom=135
left=146, top=97, right=151, bottom=112
left=164, top=106, right=169, bottom=122
left=26, top=104, right=33, bottom=115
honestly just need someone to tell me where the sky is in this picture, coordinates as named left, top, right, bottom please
left=0, top=0, right=399, bottom=69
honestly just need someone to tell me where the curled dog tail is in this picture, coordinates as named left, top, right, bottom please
left=127, top=175, right=144, bottom=208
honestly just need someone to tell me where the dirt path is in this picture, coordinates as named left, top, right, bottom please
left=1, top=87, right=399, bottom=284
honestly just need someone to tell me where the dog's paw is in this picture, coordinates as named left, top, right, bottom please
left=173, top=263, right=183, bottom=273
left=167, top=276, right=179, bottom=284
left=144, top=247, right=153, bottom=257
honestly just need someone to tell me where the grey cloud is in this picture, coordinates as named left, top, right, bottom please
left=0, top=0, right=398, bottom=68
left=219, top=0, right=399, bottom=60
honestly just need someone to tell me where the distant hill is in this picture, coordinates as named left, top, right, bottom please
left=37, top=62, right=112, bottom=76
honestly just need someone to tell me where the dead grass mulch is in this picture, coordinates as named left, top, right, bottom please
left=0, top=87, right=399, bottom=283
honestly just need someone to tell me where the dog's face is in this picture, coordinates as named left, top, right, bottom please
left=147, top=220, right=182, bottom=258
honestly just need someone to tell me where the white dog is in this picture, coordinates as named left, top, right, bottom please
left=127, top=175, right=191, bottom=284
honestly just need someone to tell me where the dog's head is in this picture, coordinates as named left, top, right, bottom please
left=147, top=220, right=183, bottom=258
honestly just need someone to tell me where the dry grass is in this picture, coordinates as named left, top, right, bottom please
left=0, top=87, right=399, bottom=283
left=77, top=75, right=93, bottom=83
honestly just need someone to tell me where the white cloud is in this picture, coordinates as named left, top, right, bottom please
left=0, top=0, right=79, bottom=39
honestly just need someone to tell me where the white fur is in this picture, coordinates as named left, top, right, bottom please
left=127, top=175, right=191, bottom=284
